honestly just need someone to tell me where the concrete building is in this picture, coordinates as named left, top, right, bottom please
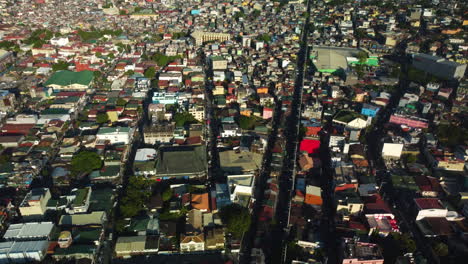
left=19, top=188, right=51, bottom=219
left=342, top=238, right=384, bottom=264
left=143, top=124, right=174, bottom=144
left=43, top=70, right=94, bottom=91
left=389, top=114, right=429, bottom=129
left=191, top=31, right=231, bottom=46
left=96, top=127, right=133, bottom=145
left=412, top=53, right=467, bottom=79
left=381, top=143, right=404, bottom=159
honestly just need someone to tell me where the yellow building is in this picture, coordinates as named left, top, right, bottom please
left=19, top=188, right=51, bottom=218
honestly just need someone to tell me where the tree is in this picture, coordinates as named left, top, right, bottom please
left=173, top=112, right=197, bottom=127
left=119, top=10, right=127, bottom=15
left=52, top=61, right=70, bottom=72
left=71, top=151, right=102, bottom=177
left=93, top=71, right=102, bottom=78
left=403, top=154, right=418, bottom=164
left=144, top=67, right=156, bottom=79
left=96, top=112, right=109, bottom=124
left=124, top=70, right=135, bottom=76
left=95, top=52, right=102, bottom=58
left=433, top=242, right=448, bottom=256
left=219, top=204, right=251, bottom=238
left=119, top=176, right=151, bottom=218
left=108, top=53, right=115, bottom=59
left=116, top=98, right=127, bottom=107
left=162, top=188, right=173, bottom=201
left=357, top=51, right=368, bottom=64
left=390, top=232, right=416, bottom=254
left=238, top=115, right=256, bottom=130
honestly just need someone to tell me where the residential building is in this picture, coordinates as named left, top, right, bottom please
left=19, top=188, right=51, bottom=219
left=96, top=127, right=133, bottom=145
left=143, top=124, right=174, bottom=144
left=180, top=233, right=205, bottom=252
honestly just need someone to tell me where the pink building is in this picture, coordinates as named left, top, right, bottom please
left=342, top=238, right=384, bottom=264
left=389, top=114, right=428, bottom=129
left=263, top=108, right=273, bottom=119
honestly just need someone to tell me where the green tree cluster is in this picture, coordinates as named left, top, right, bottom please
left=52, top=61, right=70, bottom=72
left=162, top=188, right=173, bottom=202
left=144, top=67, right=156, bottom=78
left=119, top=176, right=151, bottom=218
left=24, top=29, right=54, bottom=48
left=96, top=112, right=109, bottom=124
left=71, top=151, right=102, bottom=177
left=173, top=112, right=198, bottom=127
left=390, top=232, right=417, bottom=254
left=257, top=33, right=272, bottom=43
left=238, top=115, right=257, bottom=130
left=171, top=32, right=186, bottom=39
left=151, top=52, right=182, bottom=67
left=0, top=41, right=19, bottom=52
left=219, top=204, right=251, bottom=238
left=436, top=124, right=468, bottom=147
left=433, top=242, right=448, bottom=256
left=77, top=29, right=123, bottom=41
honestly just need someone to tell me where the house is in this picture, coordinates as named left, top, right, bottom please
left=211, top=56, right=228, bottom=70
left=58, top=211, right=107, bottom=226
left=204, top=228, right=225, bottom=250
left=19, top=188, right=51, bottom=219
left=96, top=127, right=133, bottom=145
left=191, top=193, right=210, bottom=212
left=304, top=185, right=322, bottom=206
left=414, top=198, right=448, bottom=220
left=220, top=123, right=241, bottom=138
left=115, top=236, right=159, bottom=258
left=180, top=233, right=205, bottom=252
left=361, top=103, right=380, bottom=117
left=66, top=187, right=92, bottom=214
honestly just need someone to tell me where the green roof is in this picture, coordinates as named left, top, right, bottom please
left=73, top=188, right=89, bottom=207
left=40, top=108, right=70, bottom=115
left=89, top=188, right=114, bottom=212
left=98, top=127, right=131, bottom=134
left=54, top=244, right=96, bottom=256
left=44, top=70, right=94, bottom=87
left=155, top=145, right=207, bottom=176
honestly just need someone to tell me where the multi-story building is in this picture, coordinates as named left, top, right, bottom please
left=188, top=105, right=205, bottom=122
left=342, top=238, right=384, bottom=264
left=143, top=124, right=174, bottom=144
left=191, top=31, right=231, bottom=46
left=19, top=188, right=51, bottom=219
left=96, top=127, right=133, bottom=145
left=412, top=53, right=467, bottom=80
left=389, top=114, right=429, bottom=129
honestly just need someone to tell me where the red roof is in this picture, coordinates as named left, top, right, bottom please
left=299, top=139, right=320, bottom=154
left=414, top=198, right=444, bottom=210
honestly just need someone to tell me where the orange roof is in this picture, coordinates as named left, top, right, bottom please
left=191, top=193, right=210, bottom=211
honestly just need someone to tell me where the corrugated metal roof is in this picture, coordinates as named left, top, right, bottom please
left=3, top=222, right=54, bottom=240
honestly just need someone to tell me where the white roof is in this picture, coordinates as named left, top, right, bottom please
left=3, top=222, right=54, bottom=240
left=382, top=143, right=404, bottom=158
left=135, top=148, right=157, bottom=162
left=306, top=185, right=321, bottom=196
